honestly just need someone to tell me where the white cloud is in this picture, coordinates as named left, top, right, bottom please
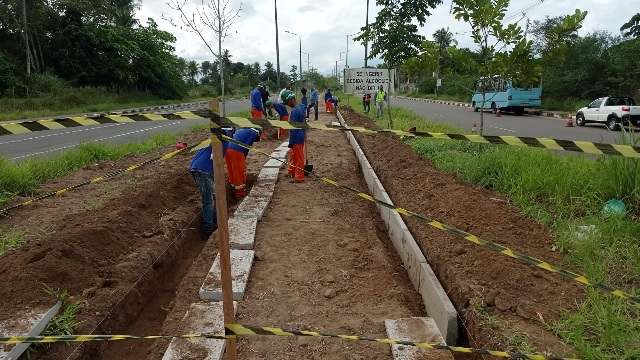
left=137, top=0, right=637, bottom=76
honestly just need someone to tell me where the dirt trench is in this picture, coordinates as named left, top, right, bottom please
left=0, top=128, right=276, bottom=360
left=341, top=106, right=583, bottom=358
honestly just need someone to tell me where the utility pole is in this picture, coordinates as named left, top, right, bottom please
left=285, top=30, right=303, bottom=88
left=274, top=0, right=281, bottom=89
left=346, top=35, right=349, bottom=68
left=365, top=0, right=370, bottom=67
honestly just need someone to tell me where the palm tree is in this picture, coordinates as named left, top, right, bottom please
left=112, top=0, right=142, bottom=27
left=433, top=27, right=457, bottom=51
left=187, top=60, right=199, bottom=89
left=432, top=27, right=457, bottom=95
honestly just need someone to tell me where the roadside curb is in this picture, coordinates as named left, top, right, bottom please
left=337, top=109, right=458, bottom=344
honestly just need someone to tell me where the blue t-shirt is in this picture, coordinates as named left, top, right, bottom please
left=289, top=104, right=306, bottom=145
left=273, top=102, right=288, bottom=119
left=251, top=88, right=263, bottom=111
left=310, top=89, right=318, bottom=103
left=324, top=91, right=332, bottom=102
left=190, top=130, right=232, bottom=175
left=228, top=128, right=258, bottom=156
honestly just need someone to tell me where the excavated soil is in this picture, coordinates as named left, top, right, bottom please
left=341, top=106, right=584, bottom=357
left=0, top=103, right=588, bottom=359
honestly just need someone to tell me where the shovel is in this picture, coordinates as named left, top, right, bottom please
left=304, top=133, right=313, bottom=175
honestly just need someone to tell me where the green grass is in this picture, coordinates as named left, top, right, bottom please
left=0, top=86, right=252, bottom=122
left=0, top=228, right=26, bottom=255
left=0, top=133, right=177, bottom=207
left=368, top=105, right=640, bottom=359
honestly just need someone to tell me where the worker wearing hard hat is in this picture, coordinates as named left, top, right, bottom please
left=225, top=127, right=261, bottom=199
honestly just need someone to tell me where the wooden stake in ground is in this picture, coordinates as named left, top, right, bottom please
left=209, top=117, right=237, bottom=360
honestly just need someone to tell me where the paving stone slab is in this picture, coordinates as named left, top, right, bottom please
left=229, top=216, right=258, bottom=250
left=249, top=182, right=275, bottom=199
left=234, top=194, right=271, bottom=220
left=270, top=150, right=288, bottom=159
left=1, top=303, right=62, bottom=360
left=257, top=167, right=280, bottom=184
left=200, top=250, right=255, bottom=301
left=162, top=301, right=237, bottom=360
left=263, top=158, right=284, bottom=168
left=385, top=318, right=453, bottom=360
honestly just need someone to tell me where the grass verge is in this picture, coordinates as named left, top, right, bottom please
left=0, top=133, right=177, bottom=207
left=367, top=105, right=640, bottom=359
left=0, top=228, right=26, bottom=255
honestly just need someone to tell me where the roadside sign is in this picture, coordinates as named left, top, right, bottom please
left=343, top=68, right=396, bottom=94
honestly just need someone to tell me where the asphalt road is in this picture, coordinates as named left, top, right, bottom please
left=0, top=99, right=252, bottom=162
left=390, top=97, right=637, bottom=145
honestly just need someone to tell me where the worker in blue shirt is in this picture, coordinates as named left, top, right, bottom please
left=306, top=85, right=319, bottom=120
left=265, top=100, right=290, bottom=138
left=281, top=90, right=306, bottom=183
left=225, top=128, right=261, bottom=199
left=250, top=83, right=265, bottom=119
left=325, top=89, right=334, bottom=113
left=190, top=128, right=232, bottom=240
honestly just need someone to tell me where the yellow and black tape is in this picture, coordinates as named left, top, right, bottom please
left=226, top=324, right=579, bottom=360
left=216, top=134, right=640, bottom=305
left=2, top=110, right=639, bottom=158
left=0, top=140, right=209, bottom=215
left=0, top=323, right=580, bottom=359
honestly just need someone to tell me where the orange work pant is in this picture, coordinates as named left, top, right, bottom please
left=225, top=148, right=247, bottom=198
left=251, top=108, right=263, bottom=119
left=287, top=143, right=305, bottom=182
left=325, top=101, right=334, bottom=113
left=278, top=115, right=289, bottom=138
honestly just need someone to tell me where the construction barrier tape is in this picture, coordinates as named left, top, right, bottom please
left=0, top=324, right=580, bottom=359
left=216, top=134, right=640, bottom=305
left=1, top=110, right=639, bottom=158
left=0, top=140, right=210, bottom=215
left=225, top=324, right=580, bottom=360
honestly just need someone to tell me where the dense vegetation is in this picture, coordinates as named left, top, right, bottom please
left=396, top=13, right=640, bottom=111
left=0, top=0, right=340, bottom=105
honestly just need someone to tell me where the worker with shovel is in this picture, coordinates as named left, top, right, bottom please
left=225, top=128, right=261, bottom=199
left=281, top=90, right=307, bottom=183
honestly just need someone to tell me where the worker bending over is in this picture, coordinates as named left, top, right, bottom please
left=266, top=100, right=289, bottom=138
left=225, top=128, right=261, bottom=199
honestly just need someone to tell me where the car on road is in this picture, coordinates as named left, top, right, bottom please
left=575, top=96, right=640, bottom=131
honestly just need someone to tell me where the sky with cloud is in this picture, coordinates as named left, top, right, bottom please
left=136, top=0, right=640, bottom=76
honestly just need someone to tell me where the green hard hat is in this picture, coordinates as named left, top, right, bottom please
left=280, top=89, right=295, bottom=102
left=258, top=82, right=265, bottom=88
left=265, top=100, right=272, bottom=108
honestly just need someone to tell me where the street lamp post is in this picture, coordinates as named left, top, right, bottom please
left=274, top=0, right=281, bottom=89
left=301, top=51, right=310, bottom=72
left=346, top=32, right=358, bottom=68
left=285, top=30, right=302, bottom=86
left=365, top=0, right=370, bottom=67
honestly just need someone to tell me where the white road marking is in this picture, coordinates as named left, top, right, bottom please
left=0, top=123, right=125, bottom=146
left=11, top=122, right=179, bottom=160
left=491, top=126, right=516, bottom=133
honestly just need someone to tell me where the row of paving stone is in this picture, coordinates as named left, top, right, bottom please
left=161, top=142, right=288, bottom=360
left=163, top=132, right=454, bottom=360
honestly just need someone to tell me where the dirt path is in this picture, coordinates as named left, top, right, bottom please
left=235, top=104, right=425, bottom=359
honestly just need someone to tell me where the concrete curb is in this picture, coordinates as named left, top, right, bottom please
left=337, top=110, right=458, bottom=344
left=1, top=302, right=62, bottom=360
left=385, top=317, right=453, bottom=360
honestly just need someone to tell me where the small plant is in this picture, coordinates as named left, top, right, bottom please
left=0, top=228, right=26, bottom=255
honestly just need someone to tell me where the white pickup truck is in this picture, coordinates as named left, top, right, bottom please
left=575, top=96, right=640, bottom=131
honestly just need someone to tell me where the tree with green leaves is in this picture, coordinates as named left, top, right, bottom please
left=432, top=27, right=457, bottom=94
left=187, top=60, right=199, bottom=89
left=289, top=65, right=299, bottom=86
left=621, top=13, right=640, bottom=38
left=355, top=0, right=442, bottom=128
left=451, top=0, right=586, bottom=134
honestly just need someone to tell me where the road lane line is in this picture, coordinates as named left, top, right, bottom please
left=10, top=122, right=180, bottom=160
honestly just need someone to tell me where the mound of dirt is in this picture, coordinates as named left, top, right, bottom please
left=341, top=107, right=584, bottom=356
